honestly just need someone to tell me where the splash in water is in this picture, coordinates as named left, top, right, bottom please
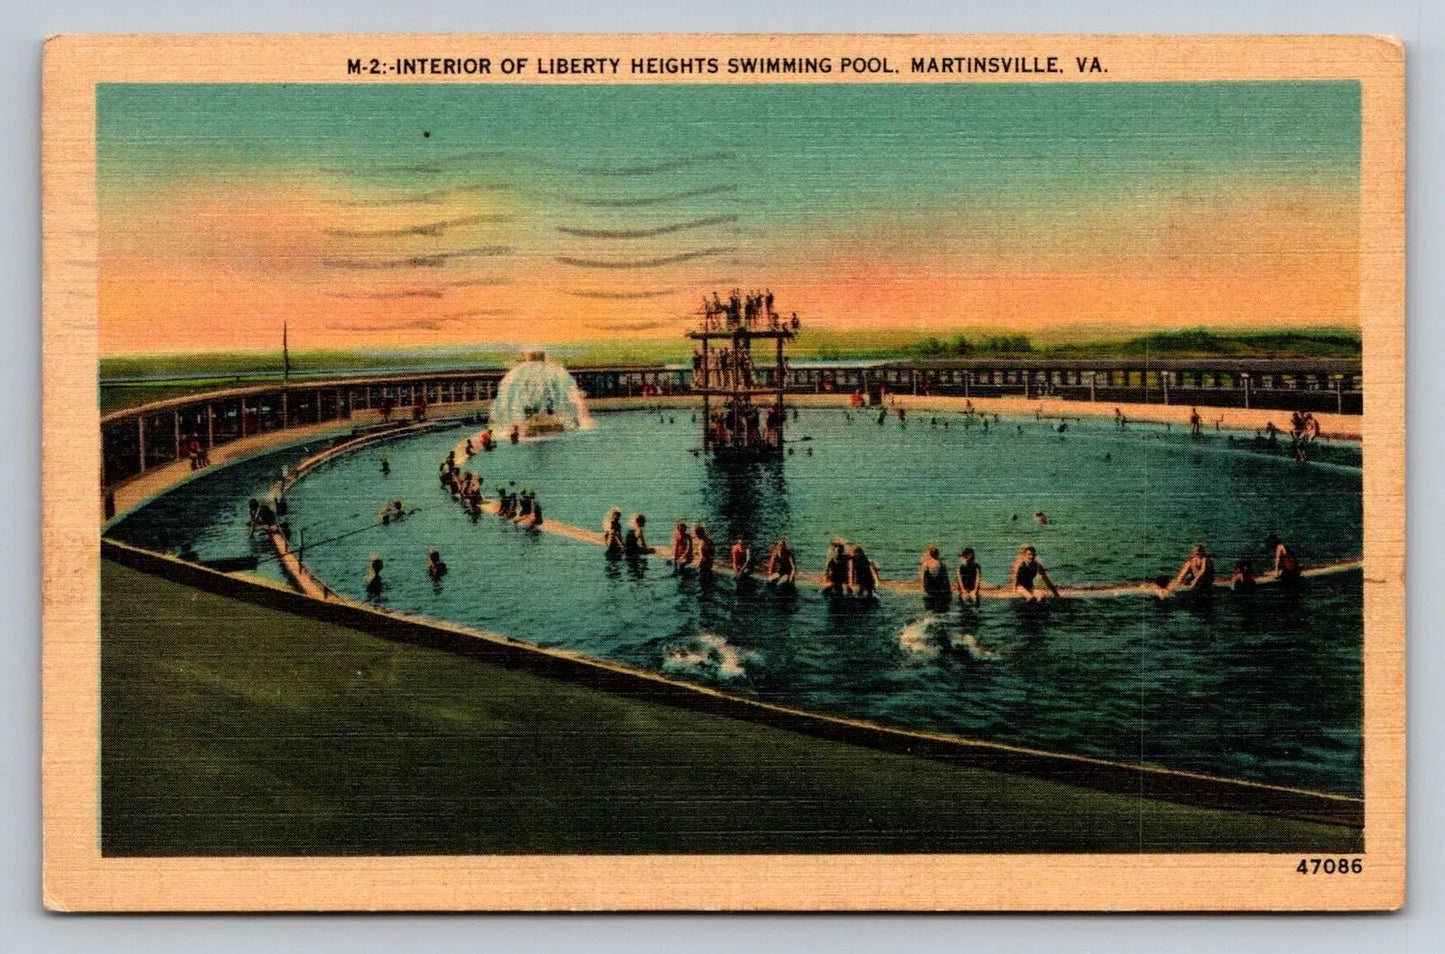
left=898, top=614, right=942, bottom=661
left=900, top=615, right=1000, bottom=661
left=489, top=352, right=594, bottom=435
left=663, top=630, right=755, bottom=680
left=950, top=632, right=1001, bottom=660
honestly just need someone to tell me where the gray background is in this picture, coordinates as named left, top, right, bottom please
left=3, top=0, right=1439, bottom=950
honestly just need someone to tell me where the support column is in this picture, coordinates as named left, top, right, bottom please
left=776, top=333, right=785, bottom=453
left=281, top=391, right=289, bottom=429
left=1243, top=373, right=1250, bottom=409
left=173, top=410, right=182, bottom=460
left=136, top=416, right=147, bottom=475
left=205, top=403, right=214, bottom=448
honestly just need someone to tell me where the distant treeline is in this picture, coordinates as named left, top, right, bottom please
left=904, top=328, right=1362, bottom=360
left=907, top=334, right=1035, bottom=357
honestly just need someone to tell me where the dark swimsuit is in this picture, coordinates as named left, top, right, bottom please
left=922, top=562, right=950, bottom=598
left=1014, top=560, right=1039, bottom=591
left=958, top=562, right=980, bottom=592
left=851, top=554, right=876, bottom=593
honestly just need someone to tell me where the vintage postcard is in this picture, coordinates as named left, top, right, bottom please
left=42, top=34, right=1404, bottom=911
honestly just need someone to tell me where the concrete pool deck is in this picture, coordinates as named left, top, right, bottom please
left=100, top=558, right=1362, bottom=855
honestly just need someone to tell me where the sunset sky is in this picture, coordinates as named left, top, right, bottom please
left=97, top=81, right=1361, bottom=355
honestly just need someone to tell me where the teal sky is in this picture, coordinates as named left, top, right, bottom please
left=99, top=81, right=1360, bottom=201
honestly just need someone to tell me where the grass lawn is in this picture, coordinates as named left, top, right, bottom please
left=101, top=560, right=1362, bottom=856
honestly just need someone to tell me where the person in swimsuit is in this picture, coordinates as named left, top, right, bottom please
left=956, top=548, right=983, bottom=606
left=365, top=557, right=384, bottom=600
left=1231, top=557, right=1257, bottom=593
left=602, top=509, right=624, bottom=558
left=693, top=524, right=714, bottom=574
left=849, top=545, right=879, bottom=600
left=1170, top=543, right=1216, bottom=595
left=671, top=521, right=694, bottom=567
left=730, top=538, right=751, bottom=577
left=1010, top=545, right=1060, bottom=601
left=624, top=513, right=650, bottom=556
left=918, top=545, right=951, bottom=609
left=1266, top=534, right=1301, bottom=585
left=427, top=550, right=448, bottom=582
left=766, top=538, right=796, bottom=584
left=252, top=500, right=277, bottom=531
left=822, top=541, right=850, bottom=596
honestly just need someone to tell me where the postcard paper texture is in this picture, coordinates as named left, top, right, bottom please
left=42, top=33, right=1404, bottom=911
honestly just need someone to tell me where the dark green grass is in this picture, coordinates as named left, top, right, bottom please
left=100, top=560, right=1362, bottom=856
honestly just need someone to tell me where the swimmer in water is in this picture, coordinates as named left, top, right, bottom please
left=378, top=453, right=390, bottom=475
left=1231, top=556, right=1257, bottom=593
left=1033, top=511, right=1050, bottom=525
left=765, top=537, right=796, bottom=584
left=1169, top=543, right=1215, bottom=595
left=918, top=545, right=951, bottom=609
left=427, top=550, right=448, bottom=583
left=693, top=524, right=714, bottom=574
left=1265, top=533, right=1301, bottom=585
left=1010, top=545, right=1060, bottom=601
left=730, top=538, right=751, bottom=577
left=956, top=548, right=982, bottom=606
left=849, top=545, right=880, bottom=601
left=603, top=509, right=624, bottom=557
left=670, top=521, right=695, bottom=568
left=365, top=557, right=384, bottom=600
left=822, top=540, right=850, bottom=596
left=624, top=513, right=650, bottom=556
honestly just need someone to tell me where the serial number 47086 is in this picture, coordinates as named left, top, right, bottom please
left=1297, top=858, right=1363, bottom=874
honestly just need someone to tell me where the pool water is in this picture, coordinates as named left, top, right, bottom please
left=109, top=409, right=1364, bottom=795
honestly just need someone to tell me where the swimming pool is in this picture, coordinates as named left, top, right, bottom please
left=109, top=408, right=1364, bottom=795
